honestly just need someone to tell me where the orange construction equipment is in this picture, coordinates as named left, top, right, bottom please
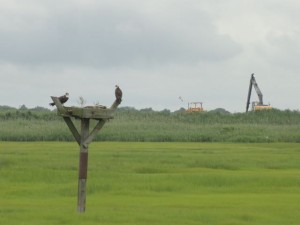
left=186, top=102, right=204, bottom=112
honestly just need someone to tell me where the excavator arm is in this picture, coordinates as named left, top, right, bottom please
left=251, top=74, right=263, bottom=105
left=246, top=75, right=252, bottom=112
left=246, top=73, right=264, bottom=112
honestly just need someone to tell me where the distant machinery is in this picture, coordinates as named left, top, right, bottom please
left=246, top=73, right=272, bottom=112
left=179, top=97, right=204, bottom=112
left=186, top=102, right=204, bottom=112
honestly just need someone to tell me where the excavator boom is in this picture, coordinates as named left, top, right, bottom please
left=251, top=75, right=263, bottom=105
left=246, top=73, right=271, bottom=112
left=246, top=74, right=253, bottom=112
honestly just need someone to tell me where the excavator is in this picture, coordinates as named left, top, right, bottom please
left=246, top=73, right=272, bottom=112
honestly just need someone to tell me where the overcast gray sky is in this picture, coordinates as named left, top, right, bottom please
left=0, top=0, right=299, bottom=112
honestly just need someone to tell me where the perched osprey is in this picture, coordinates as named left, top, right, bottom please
left=49, top=93, right=69, bottom=106
left=115, top=85, right=122, bottom=103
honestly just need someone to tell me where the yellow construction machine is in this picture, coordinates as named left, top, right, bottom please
left=186, top=102, right=204, bottom=112
left=246, top=73, right=272, bottom=112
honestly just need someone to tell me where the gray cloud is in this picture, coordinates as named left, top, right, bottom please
left=0, top=0, right=300, bottom=112
left=0, top=1, right=241, bottom=67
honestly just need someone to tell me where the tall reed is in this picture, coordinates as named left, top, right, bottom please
left=1, top=107, right=300, bottom=142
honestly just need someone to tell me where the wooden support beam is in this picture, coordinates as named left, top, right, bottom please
left=77, top=119, right=89, bottom=213
left=110, top=99, right=121, bottom=110
left=83, top=119, right=106, bottom=147
left=63, top=117, right=81, bottom=145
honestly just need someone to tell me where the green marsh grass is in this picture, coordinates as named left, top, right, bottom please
left=0, top=142, right=299, bottom=224
left=1, top=108, right=300, bottom=142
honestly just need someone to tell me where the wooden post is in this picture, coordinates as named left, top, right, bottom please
left=50, top=96, right=121, bottom=213
left=77, top=118, right=89, bottom=212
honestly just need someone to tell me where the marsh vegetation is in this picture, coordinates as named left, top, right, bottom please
left=0, top=106, right=300, bottom=142
left=0, top=142, right=299, bottom=225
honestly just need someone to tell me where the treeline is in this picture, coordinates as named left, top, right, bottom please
left=0, top=105, right=57, bottom=120
left=1, top=105, right=300, bottom=142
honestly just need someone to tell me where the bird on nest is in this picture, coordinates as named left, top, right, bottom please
left=49, top=92, right=69, bottom=106
left=115, top=85, right=122, bottom=104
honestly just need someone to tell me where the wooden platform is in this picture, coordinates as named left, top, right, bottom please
left=58, top=106, right=114, bottom=120
left=51, top=96, right=120, bottom=120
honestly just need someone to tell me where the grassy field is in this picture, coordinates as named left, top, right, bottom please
left=0, top=142, right=300, bottom=225
left=1, top=108, right=300, bottom=142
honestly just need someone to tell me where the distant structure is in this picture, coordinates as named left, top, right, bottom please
left=186, top=102, right=204, bottom=112
left=178, top=96, right=204, bottom=112
left=50, top=86, right=122, bottom=213
left=246, top=73, right=272, bottom=112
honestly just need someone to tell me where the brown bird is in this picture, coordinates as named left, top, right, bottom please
left=115, top=85, right=122, bottom=104
left=49, top=92, right=69, bottom=106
